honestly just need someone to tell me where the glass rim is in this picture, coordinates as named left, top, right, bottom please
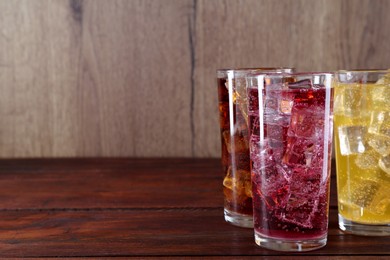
left=217, top=67, right=294, bottom=78
left=247, top=72, right=333, bottom=79
left=217, top=67, right=293, bottom=72
left=335, top=69, right=390, bottom=75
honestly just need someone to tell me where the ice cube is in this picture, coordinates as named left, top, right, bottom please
left=283, top=137, right=313, bottom=165
left=288, top=106, right=324, bottom=138
left=367, top=134, right=390, bottom=157
left=369, top=185, right=390, bottom=215
left=282, top=136, right=324, bottom=168
left=287, top=168, right=321, bottom=207
left=379, top=155, right=390, bottom=176
left=233, top=77, right=247, bottom=98
left=234, top=80, right=249, bottom=125
left=219, top=103, right=229, bottom=129
left=333, top=89, right=344, bottom=115
left=370, top=85, right=390, bottom=111
left=244, top=182, right=252, bottom=197
left=339, top=178, right=380, bottom=208
left=341, top=177, right=390, bottom=216
left=233, top=105, right=248, bottom=133
left=338, top=126, right=367, bottom=156
left=287, top=85, right=327, bottom=139
left=364, top=188, right=389, bottom=216
left=343, top=85, right=367, bottom=117
left=250, top=136, right=271, bottom=167
left=355, top=149, right=380, bottom=170
left=223, top=168, right=234, bottom=190
left=222, top=130, right=248, bottom=154
left=368, top=111, right=390, bottom=137
left=288, top=79, right=312, bottom=89
left=249, top=137, right=284, bottom=169
left=266, top=122, right=288, bottom=142
left=276, top=168, right=322, bottom=229
left=223, top=166, right=252, bottom=197
left=264, top=114, right=290, bottom=126
left=280, top=208, right=315, bottom=228
left=252, top=164, right=290, bottom=209
left=263, top=115, right=290, bottom=152
left=264, top=96, right=278, bottom=114
left=226, top=77, right=246, bottom=96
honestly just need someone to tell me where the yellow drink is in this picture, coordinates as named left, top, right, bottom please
left=334, top=81, right=390, bottom=225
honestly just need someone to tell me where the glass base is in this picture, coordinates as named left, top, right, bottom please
left=224, top=208, right=253, bottom=228
left=338, top=214, right=390, bottom=236
left=254, top=232, right=327, bottom=252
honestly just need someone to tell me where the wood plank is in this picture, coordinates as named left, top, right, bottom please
left=0, top=208, right=388, bottom=257
left=338, top=0, right=390, bottom=69
left=0, top=158, right=338, bottom=209
left=0, top=0, right=193, bottom=157
left=78, top=0, right=194, bottom=157
left=0, top=0, right=83, bottom=157
left=0, top=158, right=223, bottom=209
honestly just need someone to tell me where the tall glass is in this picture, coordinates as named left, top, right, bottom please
left=334, top=70, right=390, bottom=236
left=247, top=73, right=333, bottom=251
left=217, top=68, right=294, bottom=228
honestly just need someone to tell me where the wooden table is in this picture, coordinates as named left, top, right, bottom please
left=0, top=158, right=388, bottom=258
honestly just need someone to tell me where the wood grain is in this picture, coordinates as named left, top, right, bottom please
left=1, top=1, right=390, bottom=157
left=0, top=0, right=193, bottom=157
left=78, top=0, right=194, bottom=157
left=0, top=209, right=389, bottom=257
left=0, top=158, right=337, bottom=209
left=0, top=158, right=387, bottom=258
left=0, top=158, right=223, bottom=209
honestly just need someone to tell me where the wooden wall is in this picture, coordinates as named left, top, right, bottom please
left=0, top=0, right=389, bottom=158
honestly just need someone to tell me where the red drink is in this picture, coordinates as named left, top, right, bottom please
left=247, top=74, right=333, bottom=251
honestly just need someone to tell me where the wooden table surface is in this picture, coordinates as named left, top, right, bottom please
left=0, top=158, right=388, bottom=258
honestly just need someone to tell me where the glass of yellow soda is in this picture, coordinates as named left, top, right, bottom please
left=334, top=70, right=390, bottom=236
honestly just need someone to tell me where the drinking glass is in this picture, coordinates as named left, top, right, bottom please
left=217, top=68, right=294, bottom=228
left=247, top=73, right=334, bottom=251
left=334, top=70, right=390, bottom=236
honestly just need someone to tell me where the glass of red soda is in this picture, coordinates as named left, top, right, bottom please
left=247, top=73, right=334, bottom=251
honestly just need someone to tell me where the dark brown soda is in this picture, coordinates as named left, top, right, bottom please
left=218, top=78, right=252, bottom=216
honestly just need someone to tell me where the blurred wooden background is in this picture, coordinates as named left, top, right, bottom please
left=0, top=0, right=389, bottom=158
